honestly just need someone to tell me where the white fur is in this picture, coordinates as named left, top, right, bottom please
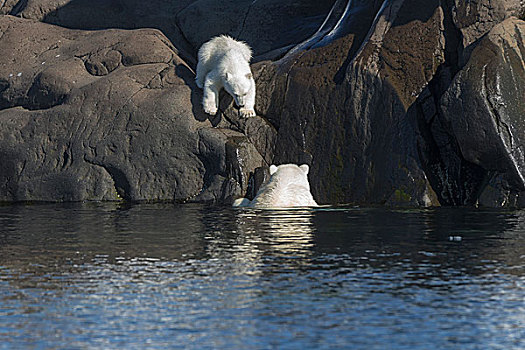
left=233, top=164, right=318, bottom=208
left=195, top=35, right=256, bottom=118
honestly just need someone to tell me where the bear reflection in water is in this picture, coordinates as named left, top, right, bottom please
left=200, top=207, right=316, bottom=287
left=233, top=209, right=316, bottom=258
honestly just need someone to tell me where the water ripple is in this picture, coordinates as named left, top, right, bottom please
left=0, top=204, right=523, bottom=349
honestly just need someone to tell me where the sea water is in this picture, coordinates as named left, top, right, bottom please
left=0, top=203, right=523, bottom=349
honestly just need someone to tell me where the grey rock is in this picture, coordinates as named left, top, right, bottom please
left=1, top=0, right=337, bottom=62
left=450, top=0, right=525, bottom=65
left=252, top=0, right=446, bottom=206
left=176, top=0, right=336, bottom=59
left=0, top=0, right=524, bottom=208
left=441, top=18, right=525, bottom=207
left=0, top=0, right=197, bottom=62
left=0, top=15, right=263, bottom=202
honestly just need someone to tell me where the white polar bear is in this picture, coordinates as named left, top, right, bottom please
left=233, top=164, right=318, bottom=208
left=195, top=35, right=256, bottom=118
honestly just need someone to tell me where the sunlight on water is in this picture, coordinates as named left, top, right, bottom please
left=0, top=204, right=524, bottom=349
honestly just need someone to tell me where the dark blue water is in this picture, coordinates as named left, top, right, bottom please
left=0, top=203, right=523, bottom=349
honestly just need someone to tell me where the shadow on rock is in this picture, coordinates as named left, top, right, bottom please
left=175, top=64, right=212, bottom=124
left=175, top=64, right=234, bottom=128
left=40, top=0, right=196, bottom=63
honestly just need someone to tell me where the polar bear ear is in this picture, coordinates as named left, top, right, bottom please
left=270, top=165, right=278, bottom=175
left=300, top=164, right=309, bottom=175
left=245, top=72, right=253, bottom=80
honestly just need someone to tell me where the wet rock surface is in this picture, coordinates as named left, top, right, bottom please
left=0, top=0, right=524, bottom=207
left=439, top=18, right=525, bottom=206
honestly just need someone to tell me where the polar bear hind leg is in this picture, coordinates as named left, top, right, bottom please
left=195, top=61, right=206, bottom=89
left=195, top=39, right=217, bottom=88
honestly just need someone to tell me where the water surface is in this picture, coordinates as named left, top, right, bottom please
left=0, top=203, right=524, bottom=349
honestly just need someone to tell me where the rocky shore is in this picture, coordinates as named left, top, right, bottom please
left=0, top=0, right=524, bottom=207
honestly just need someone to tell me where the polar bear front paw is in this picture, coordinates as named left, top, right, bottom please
left=203, top=104, right=218, bottom=116
left=239, top=108, right=256, bottom=118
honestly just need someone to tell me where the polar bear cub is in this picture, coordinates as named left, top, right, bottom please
left=233, top=164, right=318, bottom=208
left=195, top=35, right=256, bottom=118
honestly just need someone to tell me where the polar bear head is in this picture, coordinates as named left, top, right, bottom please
left=249, top=163, right=317, bottom=207
left=246, top=163, right=318, bottom=208
left=224, top=72, right=253, bottom=107
left=269, top=164, right=311, bottom=189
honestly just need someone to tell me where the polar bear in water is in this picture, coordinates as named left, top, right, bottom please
left=233, top=164, right=318, bottom=208
left=195, top=35, right=256, bottom=118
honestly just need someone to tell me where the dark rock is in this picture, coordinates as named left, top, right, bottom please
left=176, top=0, right=337, bottom=59
left=1, top=0, right=197, bottom=62
left=0, top=0, right=524, bottom=207
left=250, top=0, right=446, bottom=206
left=413, top=16, right=525, bottom=207
left=450, top=0, right=525, bottom=65
left=440, top=18, right=525, bottom=207
left=1, top=0, right=337, bottom=62
left=84, top=50, right=122, bottom=76
left=0, top=15, right=263, bottom=202
left=246, top=166, right=270, bottom=201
